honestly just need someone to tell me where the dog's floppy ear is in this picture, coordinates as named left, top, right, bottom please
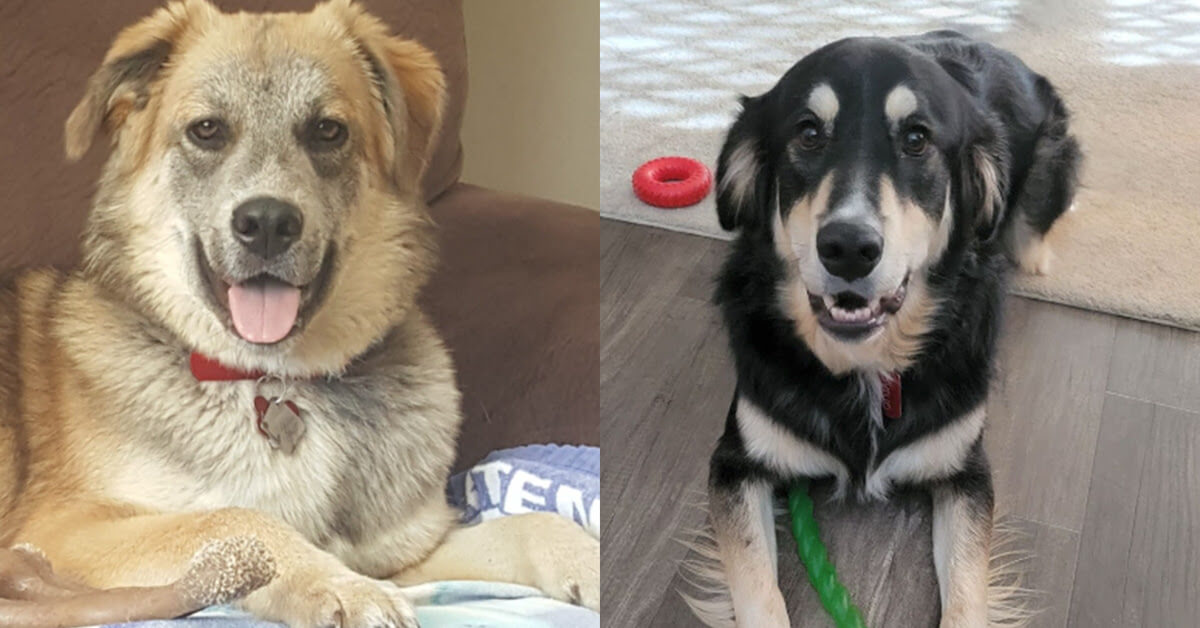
left=925, top=46, right=1009, bottom=241
left=65, top=0, right=214, bottom=161
left=958, top=117, right=1010, bottom=242
left=715, top=96, right=771, bottom=231
left=328, top=0, right=446, bottom=192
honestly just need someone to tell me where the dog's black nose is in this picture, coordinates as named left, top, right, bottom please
left=816, top=222, right=883, bottom=281
left=231, top=198, right=303, bottom=260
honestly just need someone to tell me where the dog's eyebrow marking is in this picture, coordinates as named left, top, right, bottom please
left=807, top=83, right=838, bottom=123
left=885, top=85, right=918, bottom=122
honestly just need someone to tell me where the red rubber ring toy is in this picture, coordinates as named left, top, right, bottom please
left=632, top=157, right=713, bottom=209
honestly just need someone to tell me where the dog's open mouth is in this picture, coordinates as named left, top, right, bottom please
left=808, top=274, right=908, bottom=341
left=196, top=240, right=335, bottom=345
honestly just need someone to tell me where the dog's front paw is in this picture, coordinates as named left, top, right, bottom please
left=247, top=566, right=419, bottom=628
left=518, top=513, right=600, bottom=610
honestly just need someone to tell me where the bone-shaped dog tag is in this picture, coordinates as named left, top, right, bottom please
left=259, top=400, right=306, bottom=455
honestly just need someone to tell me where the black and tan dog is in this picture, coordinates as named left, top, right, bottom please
left=692, top=31, right=1080, bottom=627
left=0, top=1, right=597, bottom=626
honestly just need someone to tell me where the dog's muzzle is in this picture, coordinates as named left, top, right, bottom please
left=225, top=197, right=306, bottom=344
left=195, top=235, right=335, bottom=347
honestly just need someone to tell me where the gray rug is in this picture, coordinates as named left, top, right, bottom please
left=601, top=0, right=1200, bottom=331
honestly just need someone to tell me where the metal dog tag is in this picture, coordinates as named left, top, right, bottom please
left=260, top=400, right=306, bottom=455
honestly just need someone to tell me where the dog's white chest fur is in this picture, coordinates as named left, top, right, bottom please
left=100, top=382, right=347, bottom=538
left=736, top=397, right=984, bottom=498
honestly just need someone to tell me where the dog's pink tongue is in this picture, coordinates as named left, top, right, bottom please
left=227, top=280, right=301, bottom=344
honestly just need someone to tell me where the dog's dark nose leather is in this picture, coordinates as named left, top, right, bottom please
left=231, top=198, right=304, bottom=260
left=816, top=222, right=883, bottom=281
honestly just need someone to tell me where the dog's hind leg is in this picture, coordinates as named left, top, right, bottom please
left=391, top=512, right=600, bottom=610
left=1006, top=93, right=1082, bottom=276
left=931, top=442, right=995, bottom=628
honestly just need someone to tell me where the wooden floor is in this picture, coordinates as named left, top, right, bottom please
left=600, top=219, right=1200, bottom=627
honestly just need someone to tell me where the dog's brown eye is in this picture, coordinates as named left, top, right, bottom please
left=901, top=127, right=929, bottom=156
left=312, top=119, right=348, bottom=147
left=187, top=118, right=228, bottom=149
left=796, top=120, right=827, bottom=151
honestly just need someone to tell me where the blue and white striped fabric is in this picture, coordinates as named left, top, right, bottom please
left=447, top=444, right=600, bottom=538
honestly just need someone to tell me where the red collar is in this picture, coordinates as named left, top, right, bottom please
left=189, top=352, right=300, bottom=445
left=189, top=351, right=903, bottom=427
left=190, top=352, right=264, bottom=382
left=880, top=373, right=902, bottom=419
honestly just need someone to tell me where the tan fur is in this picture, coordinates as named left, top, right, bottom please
left=933, top=485, right=993, bottom=628
left=680, top=497, right=1035, bottom=628
left=64, top=0, right=212, bottom=163
left=1, top=2, right=596, bottom=625
left=884, top=84, right=918, bottom=122
left=1012, top=219, right=1054, bottom=276
left=678, top=530, right=739, bottom=628
left=673, top=491, right=739, bottom=628
left=807, top=83, right=839, bottom=124
left=986, top=520, right=1038, bottom=627
left=706, top=482, right=787, bottom=628
left=718, top=139, right=760, bottom=214
left=974, top=145, right=1004, bottom=238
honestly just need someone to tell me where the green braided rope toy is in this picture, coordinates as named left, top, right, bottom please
left=787, top=479, right=868, bottom=628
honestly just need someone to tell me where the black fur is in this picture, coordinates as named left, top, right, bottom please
left=710, top=227, right=1007, bottom=493
left=700, top=33, right=1081, bottom=625
left=709, top=31, right=1078, bottom=495
left=902, top=31, right=1082, bottom=240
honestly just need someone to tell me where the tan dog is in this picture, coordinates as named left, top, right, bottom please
left=0, top=1, right=598, bottom=626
